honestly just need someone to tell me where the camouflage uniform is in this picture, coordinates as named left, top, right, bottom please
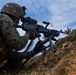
left=0, top=13, right=29, bottom=65
left=0, top=3, right=44, bottom=72
left=0, top=3, right=36, bottom=72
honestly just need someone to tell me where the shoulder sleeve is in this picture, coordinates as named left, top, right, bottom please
left=0, top=14, right=28, bottom=50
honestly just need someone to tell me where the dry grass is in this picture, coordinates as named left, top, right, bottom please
left=4, top=35, right=76, bottom=75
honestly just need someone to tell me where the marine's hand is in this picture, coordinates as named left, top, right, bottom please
left=27, top=31, right=40, bottom=40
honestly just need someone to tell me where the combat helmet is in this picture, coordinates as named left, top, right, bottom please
left=1, top=2, right=25, bottom=18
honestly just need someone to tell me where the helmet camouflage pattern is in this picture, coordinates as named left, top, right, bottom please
left=1, top=2, right=25, bottom=18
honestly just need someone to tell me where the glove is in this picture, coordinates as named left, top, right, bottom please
left=27, top=30, right=40, bottom=40
left=33, top=41, right=46, bottom=54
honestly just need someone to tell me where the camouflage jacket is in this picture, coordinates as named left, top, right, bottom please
left=0, top=13, right=29, bottom=64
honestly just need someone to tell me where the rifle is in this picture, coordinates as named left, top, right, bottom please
left=19, top=6, right=65, bottom=51
left=15, top=16, right=65, bottom=52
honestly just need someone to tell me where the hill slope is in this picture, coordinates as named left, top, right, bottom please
left=20, top=36, right=76, bottom=75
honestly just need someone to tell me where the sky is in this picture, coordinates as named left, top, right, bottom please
left=0, top=0, right=76, bottom=51
left=0, top=0, right=76, bottom=30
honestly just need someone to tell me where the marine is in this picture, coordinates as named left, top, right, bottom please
left=0, top=2, right=44, bottom=72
